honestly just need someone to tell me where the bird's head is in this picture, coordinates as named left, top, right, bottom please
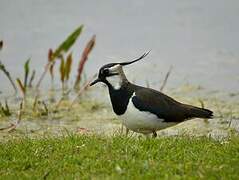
left=90, top=51, right=150, bottom=89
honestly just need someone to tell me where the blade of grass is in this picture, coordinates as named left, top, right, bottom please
left=60, top=56, right=65, bottom=86
left=198, top=99, right=208, bottom=123
left=0, top=101, right=11, bottom=116
left=0, top=61, right=17, bottom=94
left=16, top=78, right=25, bottom=96
left=7, top=101, right=23, bottom=133
left=198, top=99, right=205, bottom=109
left=55, top=89, right=71, bottom=109
left=28, top=70, right=36, bottom=88
left=49, top=62, right=55, bottom=86
left=41, top=101, right=49, bottom=116
left=70, top=73, right=97, bottom=108
left=48, top=48, right=54, bottom=62
left=160, top=65, right=173, bottom=92
left=74, top=35, right=96, bottom=89
left=48, top=49, right=55, bottom=84
left=32, top=94, right=39, bottom=111
left=65, top=53, right=73, bottom=81
left=53, top=25, right=83, bottom=59
left=36, top=61, right=52, bottom=89
left=11, top=101, right=23, bottom=131
left=36, top=48, right=54, bottom=89
left=0, top=102, right=3, bottom=116
left=0, top=40, right=3, bottom=51
left=24, top=58, right=31, bottom=88
left=36, top=26, right=83, bottom=88
left=4, top=100, right=10, bottom=114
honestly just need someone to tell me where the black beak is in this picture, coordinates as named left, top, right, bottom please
left=119, top=50, right=150, bottom=66
left=90, top=78, right=101, bottom=86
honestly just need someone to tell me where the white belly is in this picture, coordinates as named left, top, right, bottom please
left=117, top=99, right=176, bottom=134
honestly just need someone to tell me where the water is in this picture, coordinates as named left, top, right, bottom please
left=0, top=0, right=239, bottom=95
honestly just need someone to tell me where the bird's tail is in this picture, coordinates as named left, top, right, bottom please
left=183, top=104, right=213, bottom=119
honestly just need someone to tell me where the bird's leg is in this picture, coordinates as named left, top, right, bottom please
left=152, top=131, right=157, bottom=138
left=120, top=124, right=130, bottom=136
left=120, top=124, right=124, bottom=134
left=125, top=128, right=129, bottom=136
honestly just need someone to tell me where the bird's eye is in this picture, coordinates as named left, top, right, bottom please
left=103, top=69, right=109, bottom=75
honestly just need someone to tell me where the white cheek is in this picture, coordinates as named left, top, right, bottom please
left=106, top=75, right=122, bottom=90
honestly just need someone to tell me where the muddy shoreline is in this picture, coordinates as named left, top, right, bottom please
left=1, top=84, right=238, bottom=141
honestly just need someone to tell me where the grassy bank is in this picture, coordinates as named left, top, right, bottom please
left=0, top=135, right=239, bottom=179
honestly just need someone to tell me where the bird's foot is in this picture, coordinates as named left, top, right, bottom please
left=120, top=124, right=130, bottom=136
left=152, top=131, right=157, bottom=138
left=126, top=128, right=129, bottom=136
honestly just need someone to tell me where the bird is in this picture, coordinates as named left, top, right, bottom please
left=90, top=51, right=213, bottom=137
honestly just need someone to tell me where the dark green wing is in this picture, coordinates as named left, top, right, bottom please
left=132, top=87, right=213, bottom=122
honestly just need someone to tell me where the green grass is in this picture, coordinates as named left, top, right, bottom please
left=0, top=135, right=239, bottom=179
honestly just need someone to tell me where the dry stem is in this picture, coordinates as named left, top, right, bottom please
left=160, top=66, right=173, bottom=92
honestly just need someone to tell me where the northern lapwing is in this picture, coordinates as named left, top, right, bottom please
left=90, top=51, right=213, bottom=137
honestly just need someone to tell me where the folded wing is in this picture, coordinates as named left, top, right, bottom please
left=132, top=87, right=213, bottom=122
